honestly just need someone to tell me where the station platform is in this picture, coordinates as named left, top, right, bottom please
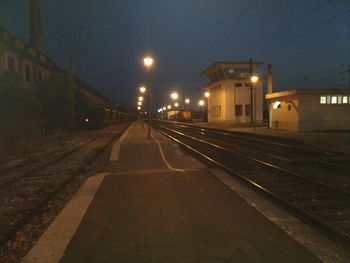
left=24, top=121, right=325, bottom=262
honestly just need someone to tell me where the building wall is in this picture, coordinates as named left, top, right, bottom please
left=299, top=94, right=350, bottom=131
left=206, top=79, right=263, bottom=124
left=269, top=96, right=300, bottom=131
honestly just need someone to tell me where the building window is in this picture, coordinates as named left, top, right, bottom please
left=331, top=96, right=337, bottom=104
left=245, top=104, right=251, bottom=116
left=7, top=56, right=15, bottom=71
left=343, top=96, right=348, bottom=104
left=25, top=64, right=31, bottom=82
left=235, top=83, right=243, bottom=87
left=320, top=96, right=326, bottom=104
left=218, top=105, right=221, bottom=117
left=235, top=105, right=242, bottom=116
left=244, top=83, right=250, bottom=87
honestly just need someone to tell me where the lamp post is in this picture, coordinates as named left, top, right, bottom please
left=143, top=56, right=154, bottom=139
left=251, top=75, right=259, bottom=130
left=199, top=99, right=205, bottom=121
left=204, top=92, right=210, bottom=122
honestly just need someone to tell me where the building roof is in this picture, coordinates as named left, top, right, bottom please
left=201, top=61, right=264, bottom=76
left=266, top=88, right=350, bottom=100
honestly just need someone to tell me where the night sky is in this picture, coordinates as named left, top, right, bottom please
left=0, top=0, right=349, bottom=109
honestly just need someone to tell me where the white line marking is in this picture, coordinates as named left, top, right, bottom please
left=109, top=123, right=134, bottom=161
left=152, top=134, right=184, bottom=172
left=22, top=173, right=109, bottom=263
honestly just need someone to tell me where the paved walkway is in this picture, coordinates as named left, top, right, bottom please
left=25, top=121, right=324, bottom=262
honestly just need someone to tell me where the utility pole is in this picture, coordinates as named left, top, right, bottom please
left=249, top=58, right=253, bottom=125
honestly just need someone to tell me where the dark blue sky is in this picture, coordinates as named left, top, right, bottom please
left=0, top=0, right=349, bottom=108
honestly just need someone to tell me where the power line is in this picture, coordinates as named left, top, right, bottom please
left=257, top=7, right=350, bottom=56
left=264, top=0, right=331, bottom=42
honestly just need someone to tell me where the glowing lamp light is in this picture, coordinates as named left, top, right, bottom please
left=167, top=105, right=171, bottom=109
left=251, top=75, right=259, bottom=83
left=273, top=101, right=281, bottom=109
left=199, top=100, right=205, bottom=106
left=162, top=107, right=166, bottom=110
left=171, top=92, right=179, bottom=100
left=138, top=96, right=143, bottom=101
left=204, top=91, right=210, bottom=98
left=138, top=101, right=142, bottom=106
left=144, top=57, right=154, bottom=67
left=140, top=86, right=146, bottom=93
left=85, top=117, right=89, bottom=123
left=185, top=98, right=190, bottom=104
left=137, top=106, right=141, bottom=110
left=174, top=102, right=179, bottom=107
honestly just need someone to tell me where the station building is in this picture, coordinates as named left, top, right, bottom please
left=266, top=89, right=350, bottom=131
left=201, top=62, right=265, bottom=124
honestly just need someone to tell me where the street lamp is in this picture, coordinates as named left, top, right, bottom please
left=204, top=91, right=210, bottom=98
left=174, top=102, right=179, bottom=107
left=185, top=98, right=190, bottom=104
left=138, top=96, right=143, bottom=101
left=171, top=92, right=179, bottom=100
left=143, top=56, right=154, bottom=139
left=251, top=75, right=259, bottom=130
left=167, top=105, right=171, bottom=109
left=138, top=101, right=142, bottom=106
left=140, top=86, right=146, bottom=93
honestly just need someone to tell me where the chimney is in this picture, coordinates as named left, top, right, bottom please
left=29, top=0, right=43, bottom=51
left=267, top=64, right=273, bottom=94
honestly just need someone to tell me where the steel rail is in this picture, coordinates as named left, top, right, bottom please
left=159, top=125, right=350, bottom=196
left=156, top=127, right=350, bottom=248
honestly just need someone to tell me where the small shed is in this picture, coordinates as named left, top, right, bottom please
left=266, top=89, right=350, bottom=131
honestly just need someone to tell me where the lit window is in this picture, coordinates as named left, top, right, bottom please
left=326, top=96, right=331, bottom=104
left=342, top=96, right=348, bottom=104
left=331, top=96, right=337, bottom=104
left=320, top=96, right=326, bottom=104
left=338, top=95, right=342, bottom=104
left=273, top=101, right=281, bottom=109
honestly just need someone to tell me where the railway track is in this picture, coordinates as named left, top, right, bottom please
left=154, top=121, right=350, bottom=248
left=0, top=122, right=133, bottom=250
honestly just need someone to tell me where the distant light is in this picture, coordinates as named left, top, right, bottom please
left=171, top=92, right=178, bottom=100
left=174, top=102, right=179, bottom=107
left=185, top=98, right=190, bottom=104
left=167, top=105, right=171, bottom=109
left=144, top=57, right=154, bottom=67
left=162, top=107, right=166, bottom=110
left=199, top=100, right=205, bottom=106
left=273, top=101, right=281, bottom=109
left=204, top=92, right=210, bottom=98
left=251, top=75, right=259, bottom=83
left=85, top=117, right=89, bottom=123
left=140, top=86, right=146, bottom=93
left=138, top=101, right=142, bottom=106
left=138, top=96, right=143, bottom=101
left=137, top=106, right=141, bottom=110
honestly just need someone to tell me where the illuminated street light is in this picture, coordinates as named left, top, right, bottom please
left=198, top=100, right=205, bottom=106
left=162, top=107, right=166, bottom=111
left=138, top=96, right=143, bottom=101
left=174, top=102, right=179, bottom=107
left=137, top=106, right=141, bottom=110
left=171, top=92, right=179, bottom=100
left=138, top=101, right=142, bottom=106
left=143, top=57, right=154, bottom=68
left=143, top=55, right=154, bottom=140
left=185, top=98, right=190, bottom=104
left=167, top=105, right=171, bottom=109
left=251, top=75, right=259, bottom=83
left=204, top=91, right=210, bottom=98
left=140, top=86, right=146, bottom=93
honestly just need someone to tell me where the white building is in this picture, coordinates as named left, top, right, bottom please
left=266, top=89, right=350, bottom=131
left=201, top=62, right=265, bottom=124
